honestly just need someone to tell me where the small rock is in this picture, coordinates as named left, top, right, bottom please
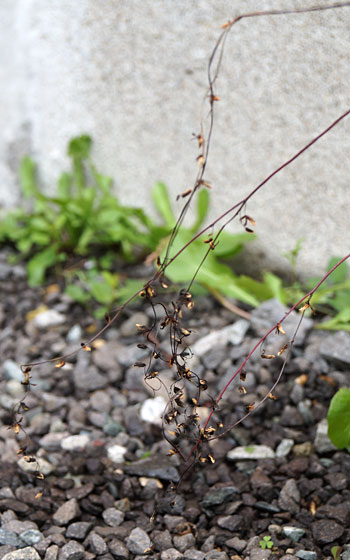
left=18, top=457, right=54, bottom=476
left=293, top=442, right=313, bottom=457
left=66, top=325, right=82, bottom=344
left=276, top=439, right=294, bottom=458
left=125, top=527, right=151, bottom=555
left=202, top=485, right=238, bottom=509
left=227, top=445, right=275, bottom=460
left=0, top=528, right=23, bottom=547
left=90, top=390, right=112, bottom=413
left=152, top=529, right=172, bottom=552
left=58, top=540, right=85, bottom=560
left=217, top=515, right=243, bottom=532
left=61, top=434, right=90, bottom=451
left=282, top=526, right=305, bottom=542
left=102, top=508, right=125, bottom=527
left=103, top=419, right=124, bottom=437
left=65, top=522, right=92, bottom=540
left=44, top=545, right=59, bottom=560
left=278, top=479, right=300, bottom=514
left=321, top=331, right=350, bottom=367
left=31, top=309, right=66, bottom=329
left=295, top=551, right=317, bottom=560
left=140, top=396, right=166, bottom=425
left=160, top=550, right=183, bottom=560
left=183, top=551, right=205, bottom=560
left=311, top=518, right=344, bottom=544
left=107, top=444, right=128, bottom=463
left=52, top=499, right=81, bottom=526
left=173, top=534, right=195, bottom=552
left=39, top=432, right=70, bottom=451
left=192, top=320, right=250, bottom=357
left=19, top=530, right=43, bottom=545
left=249, top=550, right=272, bottom=560
left=108, top=539, right=130, bottom=558
left=123, top=458, right=180, bottom=482
left=225, top=536, right=247, bottom=552
left=2, top=548, right=41, bottom=560
left=204, top=551, right=229, bottom=560
left=2, top=360, right=23, bottom=382
left=73, top=365, right=108, bottom=392
left=90, top=533, right=107, bottom=555
left=314, top=419, right=337, bottom=454
left=325, top=472, right=347, bottom=490
left=120, top=312, right=149, bottom=337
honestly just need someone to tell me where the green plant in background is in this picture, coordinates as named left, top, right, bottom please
left=327, top=388, right=350, bottom=451
left=0, top=135, right=169, bottom=287
left=331, top=545, right=342, bottom=560
left=259, top=535, right=274, bottom=550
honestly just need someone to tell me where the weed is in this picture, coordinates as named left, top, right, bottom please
left=327, top=388, right=350, bottom=450
left=331, top=546, right=342, bottom=560
left=259, top=535, right=274, bottom=550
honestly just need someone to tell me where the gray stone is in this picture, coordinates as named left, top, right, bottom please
left=202, top=486, right=238, bottom=508
left=296, top=552, right=317, bottom=560
left=314, top=419, right=337, bottom=454
left=103, top=420, right=124, bottom=437
left=140, top=396, right=166, bottom=425
left=278, top=479, right=300, bottom=514
left=312, top=519, right=344, bottom=544
left=276, top=439, right=294, bottom=458
left=106, top=444, right=128, bottom=463
left=173, top=534, right=196, bottom=552
left=217, top=515, right=242, bottom=532
left=2, top=548, right=41, bottom=560
left=192, top=320, right=250, bottom=358
left=125, top=528, right=151, bottom=555
left=123, top=457, right=180, bottom=482
left=249, top=550, right=272, bottom=560
left=282, top=526, right=305, bottom=542
left=65, top=522, right=92, bottom=540
left=341, top=545, right=350, bottom=560
left=19, top=530, right=43, bottom=545
left=2, top=360, right=23, bottom=382
left=251, top=299, right=313, bottom=345
left=3, top=521, right=37, bottom=534
left=58, top=540, right=85, bottom=560
left=102, top=508, right=125, bottom=527
left=204, top=551, right=229, bottom=560
left=227, top=445, right=275, bottom=460
left=321, top=331, right=350, bottom=368
left=0, top=529, right=23, bottom=547
left=61, top=434, right=90, bottom=451
left=66, top=324, right=82, bottom=344
left=39, top=432, right=70, bottom=451
left=73, top=365, right=108, bottom=392
left=184, top=551, right=205, bottom=560
left=152, top=530, right=172, bottom=552
left=160, top=550, right=183, bottom=560
left=120, top=312, right=149, bottom=337
left=31, top=309, right=66, bottom=329
left=53, top=499, right=81, bottom=526
left=225, top=536, right=247, bottom=552
left=44, top=545, right=59, bottom=560
left=297, top=401, right=314, bottom=425
left=90, top=390, right=112, bottom=412
left=90, top=533, right=108, bottom=555
left=108, top=538, right=130, bottom=559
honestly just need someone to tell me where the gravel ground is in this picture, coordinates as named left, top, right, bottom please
left=0, top=252, right=350, bottom=560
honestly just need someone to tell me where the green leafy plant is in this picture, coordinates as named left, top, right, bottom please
left=259, top=535, right=274, bottom=550
left=331, top=545, right=342, bottom=560
left=0, top=135, right=168, bottom=287
left=327, top=388, right=350, bottom=450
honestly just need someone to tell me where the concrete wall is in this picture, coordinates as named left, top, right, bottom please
left=1, top=0, right=349, bottom=276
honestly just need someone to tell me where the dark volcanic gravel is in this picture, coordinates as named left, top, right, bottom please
left=0, top=250, right=350, bottom=560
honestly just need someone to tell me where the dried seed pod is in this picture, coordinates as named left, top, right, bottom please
left=81, top=343, right=91, bottom=352
left=278, top=344, right=288, bottom=356
left=167, top=449, right=177, bottom=456
left=133, top=362, right=146, bottom=368
left=245, top=402, right=255, bottom=412
left=199, top=379, right=208, bottom=391
left=137, top=343, right=148, bottom=350
left=240, top=370, right=247, bottom=382
left=208, top=454, right=215, bottom=463
left=261, top=351, right=275, bottom=359
left=55, top=361, right=65, bottom=368
left=239, top=386, right=247, bottom=395
left=276, top=323, right=286, bottom=335
left=268, top=393, right=277, bottom=400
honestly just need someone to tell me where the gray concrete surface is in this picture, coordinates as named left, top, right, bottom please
left=1, top=0, right=349, bottom=276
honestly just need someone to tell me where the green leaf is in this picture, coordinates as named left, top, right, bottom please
left=263, top=272, right=287, bottom=304
left=68, top=135, right=92, bottom=159
left=89, top=280, right=114, bottom=304
left=316, top=308, right=350, bottom=331
left=57, top=172, right=72, bottom=199
left=152, top=182, right=175, bottom=228
left=26, top=246, right=58, bottom=287
left=326, top=256, right=348, bottom=285
left=19, top=156, right=39, bottom=198
left=163, top=230, right=259, bottom=307
left=65, top=284, right=90, bottom=304
left=213, top=231, right=256, bottom=258
left=191, top=189, right=210, bottom=232
left=327, top=388, right=350, bottom=449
